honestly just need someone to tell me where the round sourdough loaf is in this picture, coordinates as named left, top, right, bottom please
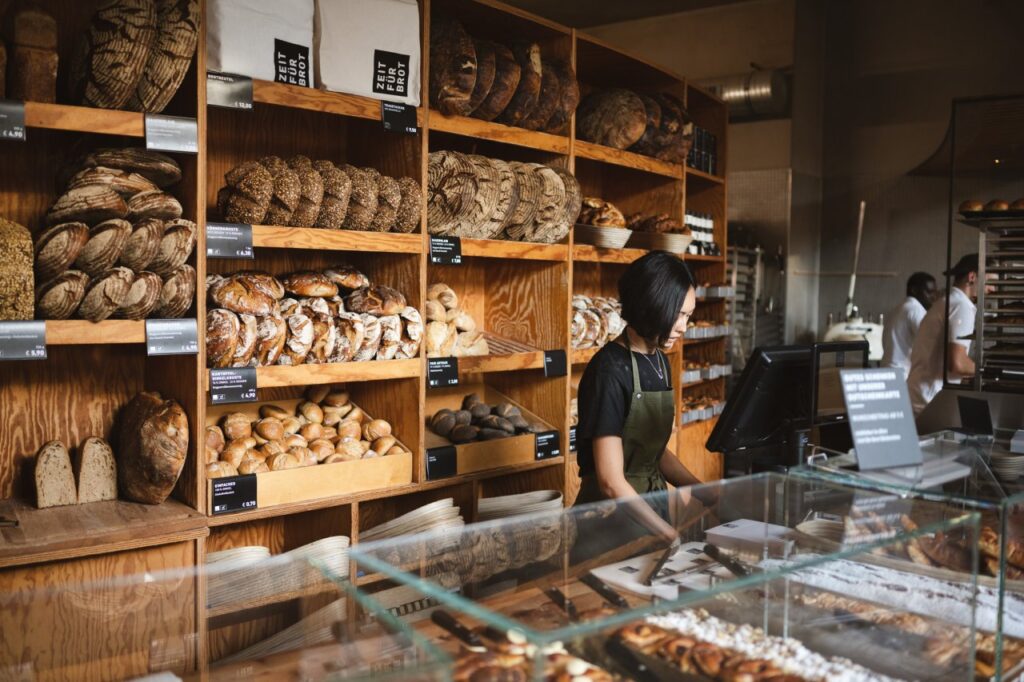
left=117, top=391, right=188, bottom=505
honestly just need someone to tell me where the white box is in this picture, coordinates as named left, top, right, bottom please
left=207, top=0, right=315, bottom=86
left=706, top=519, right=793, bottom=556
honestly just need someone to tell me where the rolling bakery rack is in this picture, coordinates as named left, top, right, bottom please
left=0, top=0, right=727, bottom=677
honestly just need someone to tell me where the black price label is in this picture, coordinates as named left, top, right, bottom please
left=543, top=349, right=567, bottom=378
left=381, top=101, right=417, bottom=135
left=207, top=71, right=254, bottom=110
left=569, top=425, right=577, bottom=452
left=145, top=319, right=199, bottom=356
left=145, top=114, right=199, bottom=154
left=210, top=367, right=258, bottom=404
left=429, top=236, right=462, bottom=265
left=425, top=446, right=457, bottom=481
left=427, top=357, right=459, bottom=388
left=535, top=430, right=561, bottom=460
left=274, top=39, right=311, bottom=87
left=0, top=321, right=46, bottom=360
left=211, top=474, right=258, bottom=515
left=0, top=99, right=26, bottom=141
left=373, top=49, right=411, bottom=98
left=206, top=222, right=254, bottom=258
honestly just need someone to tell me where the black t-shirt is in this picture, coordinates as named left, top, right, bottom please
left=576, top=341, right=672, bottom=477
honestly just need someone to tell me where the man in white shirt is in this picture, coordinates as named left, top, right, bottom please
left=908, top=254, right=986, bottom=416
left=882, top=272, right=937, bottom=380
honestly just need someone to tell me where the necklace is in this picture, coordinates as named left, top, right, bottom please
left=627, top=329, right=665, bottom=381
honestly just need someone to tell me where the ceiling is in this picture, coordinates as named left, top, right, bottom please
left=501, top=0, right=750, bottom=28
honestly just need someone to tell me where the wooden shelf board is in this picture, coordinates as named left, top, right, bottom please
left=457, top=350, right=545, bottom=374
left=428, top=110, right=570, bottom=153
left=571, top=346, right=600, bottom=365
left=685, top=253, right=726, bottom=263
left=681, top=376, right=725, bottom=390
left=24, top=102, right=145, bottom=137
left=206, top=581, right=340, bottom=625
left=45, top=319, right=147, bottom=345
left=252, top=225, right=423, bottom=254
left=459, top=237, right=569, bottom=261
left=683, top=336, right=728, bottom=346
left=574, top=140, right=684, bottom=179
left=251, top=80, right=424, bottom=125
left=685, top=166, right=725, bottom=185
left=207, top=457, right=565, bottom=527
left=205, top=358, right=422, bottom=392
left=0, top=498, right=207, bottom=569
left=571, top=244, right=647, bottom=264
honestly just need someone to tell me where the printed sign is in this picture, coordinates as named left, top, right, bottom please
left=373, top=50, right=410, bottom=98
left=381, top=101, right=417, bottom=134
left=207, top=71, right=254, bottom=110
left=840, top=368, right=921, bottom=470
left=427, top=357, right=458, bottom=389
left=145, top=319, right=199, bottom=356
left=145, top=114, right=199, bottom=153
left=429, top=236, right=462, bottom=265
left=210, top=367, right=258, bottom=404
left=206, top=222, right=254, bottom=259
left=0, top=321, right=45, bottom=360
left=535, top=430, right=561, bottom=460
left=426, top=446, right=457, bottom=480
left=275, top=39, right=311, bottom=87
left=0, top=100, right=26, bottom=141
left=211, top=474, right=257, bottom=515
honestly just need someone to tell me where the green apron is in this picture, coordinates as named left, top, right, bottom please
left=576, top=346, right=676, bottom=503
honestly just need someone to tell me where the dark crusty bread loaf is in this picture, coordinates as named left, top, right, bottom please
left=35, top=441, right=77, bottom=508
left=126, top=0, right=199, bottom=113
left=117, top=391, right=188, bottom=505
left=7, top=2, right=58, bottom=103
left=429, top=17, right=476, bottom=116
left=466, top=38, right=495, bottom=114
left=496, top=43, right=542, bottom=127
left=75, top=436, right=117, bottom=503
left=473, top=41, right=519, bottom=122
left=576, top=89, right=647, bottom=149
left=521, top=59, right=561, bottom=131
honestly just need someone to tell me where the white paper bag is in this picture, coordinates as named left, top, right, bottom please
left=314, top=0, right=421, bottom=106
left=207, top=0, right=315, bottom=87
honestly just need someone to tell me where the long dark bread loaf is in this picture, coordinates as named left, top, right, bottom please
left=496, top=43, right=542, bottom=127
left=126, top=0, right=199, bottom=113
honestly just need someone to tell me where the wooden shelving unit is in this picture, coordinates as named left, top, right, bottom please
left=0, top=0, right=728, bottom=677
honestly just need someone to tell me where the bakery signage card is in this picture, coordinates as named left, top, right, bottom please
left=145, top=114, right=199, bottom=154
left=839, top=368, right=921, bottom=470
left=0, top=99, right=26, bottom=141
left=206, top=71, right=254, bottom=110
left=427, top=357, right=459, bottom=388
left=274, top=38, right=310, bottom=87
left=206, top=222, right=254, bottom=259
left=0, top=321, right=46, bottom=360
left=211, top=474, right=257, bottom=515
left=429, top=236, right=462, bottom=265
left=535, top=430, right=561, bottom=460
left=425, top=445, right=457, bottom=480
left=381, top=101, right=417, bottom=135
left=210, top=367, right=258, bottom=404
left=543, top=349, right=567, bottom=378
left=145, top=319, right=199, bottom=356
left=373, top=49, right=410, bottom=98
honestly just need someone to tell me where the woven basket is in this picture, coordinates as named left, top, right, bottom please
left=574, top=224, right=633, bottom=249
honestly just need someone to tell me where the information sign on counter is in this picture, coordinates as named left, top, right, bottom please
left=211, top=474, right=257, bottom=515
left=839, top=368, right=921, bottom=470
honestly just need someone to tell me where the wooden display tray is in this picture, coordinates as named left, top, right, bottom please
left=425, top=383, right=558, bottom=478
left=205, top=399, right=413, bottom=515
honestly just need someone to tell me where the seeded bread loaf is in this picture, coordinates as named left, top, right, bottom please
left=0, top=217, right=34, bottom=320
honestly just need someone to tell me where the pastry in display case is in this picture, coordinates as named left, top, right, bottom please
left=337, top=473, right=990, bottom=681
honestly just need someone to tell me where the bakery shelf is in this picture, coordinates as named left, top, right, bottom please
left=427, top=110, right=570, bottom=154
left=251, top=79, right=425, bottom=125
left=206, top=456, right=565, bottom=528
left=0, top=498, right=207, bottom=569
left=459, top=237, right=569, bottom=261
left=573, top=140, right=685, bottom=179
left=571, top=244, right=647, bottom=264
left=206, top=581, right=341, bottom=628
left=23, top=102, right=145, bottom=137
left=571, top=346, right=601, bottom=365
left=251, top=225, right=423, bottom=254
left=685, top=166, right=726, bottom=185
left=957, top=216, right=1024, bottom=231
left=44, top=320, right=147, bottom=345
left=454, top=334, right=545, bottom=374
left=204, top=359, right=422, bottom=392
left=681, top=376, right=725, bottom=390
left=685, top=253, right=726, bottom=263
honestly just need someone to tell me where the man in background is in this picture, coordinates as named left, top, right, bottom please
left=908, top=254, right=986, bottom=416
left=882, top=272, right=937, bottom=380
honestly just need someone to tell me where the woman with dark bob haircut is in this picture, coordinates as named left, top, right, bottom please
left=574, top=251, right=701, bottom=543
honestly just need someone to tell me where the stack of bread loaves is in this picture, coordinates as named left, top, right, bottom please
left=571, top=294, right=625, bottom=350
left=35, top=148, right=196, bottom=322
left=206, top=385, right=410, bottom=479
left=429, top=17, right=579, bottom=134
left=424, top=283, right=487, bottom=358
left=206, top=265, right=422, bottom=367
left=576, top=88, right=693, bottom=162
left=217, top=156, right=421, bottom=233
left=428, top=151, right=580, bottom=243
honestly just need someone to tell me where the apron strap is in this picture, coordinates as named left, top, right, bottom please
left=629, top=346, right=642, bottom=396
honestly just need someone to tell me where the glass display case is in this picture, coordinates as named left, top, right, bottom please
left=796, top=431, right=1024, bottom=680
left=0, top=554, right=449, bottom=681
left=332, top=473, right=986, bottom=681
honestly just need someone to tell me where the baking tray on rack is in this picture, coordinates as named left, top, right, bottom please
left=960, top=211, right=1024, bottom=220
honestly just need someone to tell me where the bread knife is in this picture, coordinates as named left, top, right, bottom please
left=542, top=586, right=579, bottom=621
left=580, top=572, right=631, bottom=609
left=430, top=609, right=484, bottom=647
left=701, top=543, right=749, bottom=577
left=642, top=542, right=679, bottom=586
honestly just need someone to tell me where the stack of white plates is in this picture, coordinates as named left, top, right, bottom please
left=796, top=518, right=845, bottom=544
left=477, top=490, right=563, bottom=521
left=991, top=451, right=1024, bottom=482
left=219, top=598, right=348, bottom=664
left=361, top=498, right=465, bottom=542
left=206, top=546, right=273, bottom=609
left=269, top=535, right=351, bottom=589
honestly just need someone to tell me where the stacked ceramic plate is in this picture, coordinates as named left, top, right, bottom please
left=220, top=598, right=348, bottom=663
left=206, top=546, right=273, bottom=610
left=361, top=498, right=465, bottom=543
left=477, top=490, right=563, bottom=521
left=796, top=518, right=845, bottom=544
left=268, top=535, right=351, bottom=590
left=991, top=451, right=1024, bottom=482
